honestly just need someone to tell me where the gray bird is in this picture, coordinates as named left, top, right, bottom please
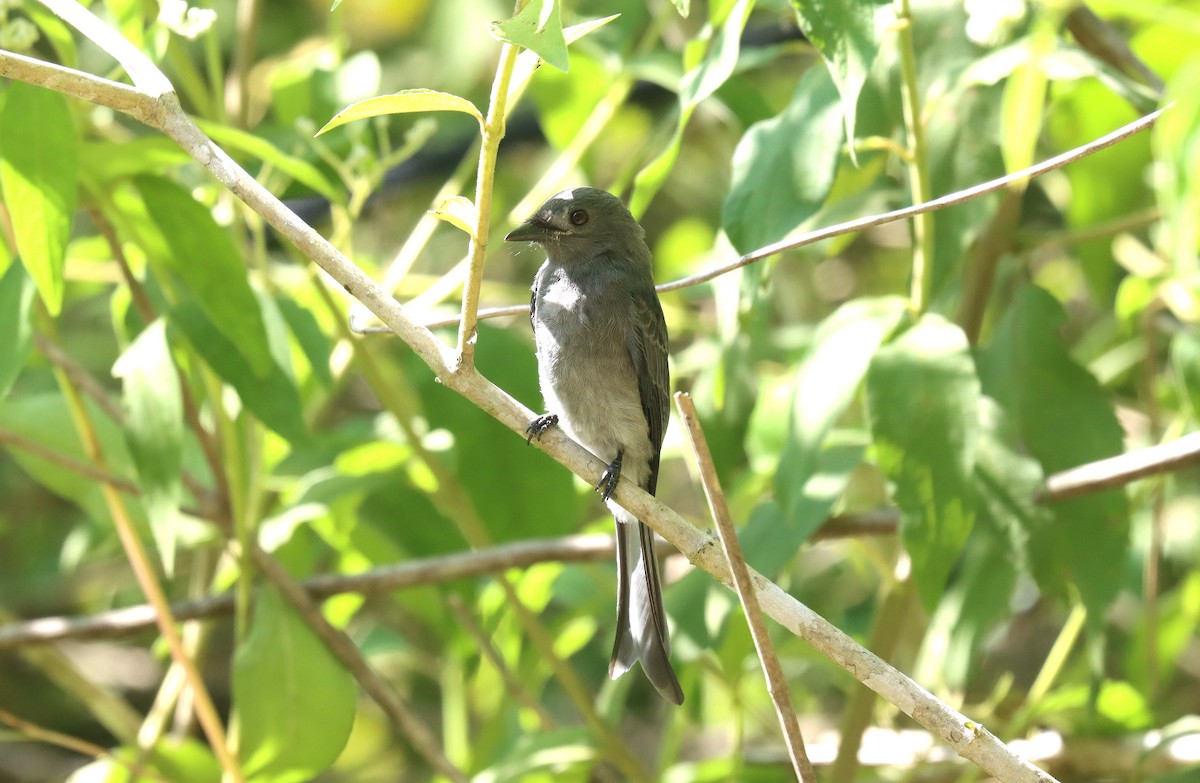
left=506, top=186, right=684, bottom=705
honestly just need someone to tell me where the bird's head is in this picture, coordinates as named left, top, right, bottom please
left=505, top=187, right=645, bottom=262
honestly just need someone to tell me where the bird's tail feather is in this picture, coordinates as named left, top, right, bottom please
left=608, top=508, right=684, bottom=704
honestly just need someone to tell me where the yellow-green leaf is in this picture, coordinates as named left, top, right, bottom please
left=317, top=89, right=482, bottom=136
left=429, top=196, right=478, bottom=238
left=0, top=83, right=77, bottom=316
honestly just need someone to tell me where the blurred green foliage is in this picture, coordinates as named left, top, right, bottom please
left=1, top=0, right=1199, bottom=781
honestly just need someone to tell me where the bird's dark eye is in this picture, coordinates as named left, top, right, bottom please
left=569, top=209, right=589, bottom=226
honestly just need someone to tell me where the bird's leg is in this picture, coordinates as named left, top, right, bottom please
left=525, top=413, right=559, bottom=444
left=596, top=449, right=624, bottom=501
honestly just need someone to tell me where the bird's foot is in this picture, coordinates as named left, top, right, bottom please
left=596, top=451, right=623, bottom=501
left=526, top=413, right=559, bottom=444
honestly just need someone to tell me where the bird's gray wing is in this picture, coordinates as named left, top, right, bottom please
left=627, top=284, right=670, bottom=494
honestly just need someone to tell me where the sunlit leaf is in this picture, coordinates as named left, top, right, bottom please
left=775, top=296, right=907, bottom=541
left=113, top=320, right=184, bottom=574
left=135, top=175, right=274, bottom=377
left=0, top=82, right=77, bottom=316
left=630, top=0, right=754, bottom=217
left=168, top=300, right=307, bottom=443
left=234, top=587, right=357, bottom=781
left=318, top=89, right=482, bottom=136
left=0, top=263, right=36, bottom=401
left=490, top=0, right=568, bottom=73
left=722, top=65, right=843, bottom=254
left=198, top=120, right=342, bottom=202
left=791, top=0, right=892, bottom=157
left=1154, top=60, right=1200, bottom=270
left=430, top=195, right=478, bottom=238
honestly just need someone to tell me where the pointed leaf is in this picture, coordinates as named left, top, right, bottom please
left=0, top=83, right=77, bottom=315
left=234, top=587, right=356, bottom=781
left=0, top=262, right=36, bottom=400
left=168, top=300, right=307, bottom=443
left=113, top=320, right=184, bottom=574
left=429, top=195, right=478, bottom=238
left=722, top=65, right=843, bottom=253
left=791, top=0, right=892, bottom=154
left=630, top=0, right=754, bottom=217
left=776, top=296, right=907, bottom=534
left=198, top=120, right=341, bottom=202
left=866, top=314, right=980, bottom=610
left=489, top=0, right=568, bottom=72
left=976, top=286, right=1129, bottom=618
left=318, top=89, right=482, bottom=136
left=508, top=14, right=622, bottom=103
left=134, top=175, right=273, bottom=377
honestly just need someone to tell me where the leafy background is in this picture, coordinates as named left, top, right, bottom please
left=0, top=0, right=1199, bottom=781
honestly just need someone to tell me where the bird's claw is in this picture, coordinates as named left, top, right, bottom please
left=596, top=452, right=623, bottom=501
left=526, top=413, right=559, bottom=444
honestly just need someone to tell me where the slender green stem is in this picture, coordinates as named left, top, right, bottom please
left=42, top=325, right=243, bottom=783
left=894, top=0, right=934, bottom=313
left=455, top=42, right=521, bottom=367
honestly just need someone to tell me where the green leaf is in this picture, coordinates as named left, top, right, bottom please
left=79, top=137, right=192, bottom=186
left=776, top=296, right=907, bottom=535
left=0, top=82, right=78, bottom=316
left=791, top=0, right=891, bottom=154
left=1154, top=60, right=1200, bottom=270
left=722, top=65, right=843, bottom=254
left=168, top=300, right=307, bottom=443
left=234, top=587, right=357, bottom=782
left=134, top=175, right=274, bottom=377
left=489, top=0, right=568, bottom=73
left=276, top=297, right=333, bottom=388
left=475, top=728, right=596, bottom=782
left=197, top=120, right=341, bottom=202
left=630, top=0, right=754, bottom=217
left=999, top=27, right=1052, bottom=177
left=0, top=262, right=36, bottom=400
left=429, top=195, right=478, bottom=238
left=506, top=15, right=621, bottom=104
left=113, top=320, right=184, bottom=574
left=976, top=286, right=1129, bottom=619
left=318, top=88, right=482, bottom=136
left=866, top=314, right=980, bottom=610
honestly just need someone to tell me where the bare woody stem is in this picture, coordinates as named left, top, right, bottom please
left=675, top=393, right=815, bottom=783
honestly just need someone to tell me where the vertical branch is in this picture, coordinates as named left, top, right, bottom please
left=41, top=333, right=243, bottom=782
left=894, top=0, right=934, bottom=313
left=455, top=41, right=521, bottom=368
left=674, top=393, right=815, bottom=783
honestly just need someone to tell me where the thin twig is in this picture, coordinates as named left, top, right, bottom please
left=0, top=427, right=139, bottom=494
left=34, top=334, right=126, bottom=424
left=362, top=107, right=1168, bottom=332
left=445, top=595, right=556, bottom=732
left=0, top=516, right=898, bottom=651
left=1041, top=432, right=1200, bottom=502
left=675, top=393, right=815, bottom=782
left=47, top=331, right=243, bottom=782
left=0, top=709, right=173, bottom=783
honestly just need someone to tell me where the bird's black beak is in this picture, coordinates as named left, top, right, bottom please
left=505, top=212, right=556, bottom=242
